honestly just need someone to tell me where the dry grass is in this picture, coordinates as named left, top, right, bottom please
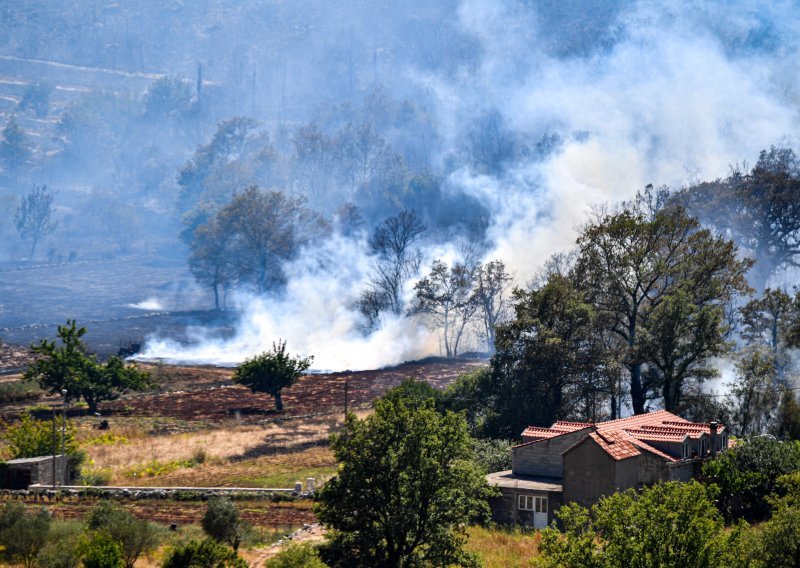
left=82, top=412, right=367, bottom=486
left=465, top=525, right=541, bottom=567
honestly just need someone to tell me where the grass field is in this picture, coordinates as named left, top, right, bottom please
left=466, top=525, right=541, bottom=567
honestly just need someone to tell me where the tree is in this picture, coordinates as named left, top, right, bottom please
left=360, top=210, right=426, bottom=325
left=0, top=116, right=32, bottom=181
left=701, top=437, right=800, bottom=522
left=23, top=320, right=154, bottom=414
left=14, top=184, right=58, bottom=260
left=0, top=502, right=51, bottom=568
left=201, top=498, right=242, bottom=552
left=411, top=260, right=476, bottom=357
left=740, top=288, right=798, bottom=382
left=315, top=397, right=493, bottom=568
left=233, top=341, right=312, bottom=411
left=86, top=502, right=159, bottom=568
left=471, top=260, right=512, bottom=353
left=775, top=388, right=800, bottom=441
left=575, top=188, right=751, bottom=414
left=747, top=471, right=800, bottom=568
left=177, top=117, right=261, bottom=212
left=478, top=275, right=600, bottom=438
left=727, top=348, right=780, bottom=437
left=142, top=75, right=192, bottom=120
left=188, top=187, right=327, bottom=296
left=537, top=482, right=732, bottom=568
left=161, top=539, right=247, bottom=568
left=678, top=146, right=800, bottom=291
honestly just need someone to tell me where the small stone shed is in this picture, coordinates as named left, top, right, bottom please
left=0, top=455, right=69, bottom=489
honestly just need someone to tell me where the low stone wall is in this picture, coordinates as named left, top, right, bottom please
left=0, top=485, right=313, bottom=502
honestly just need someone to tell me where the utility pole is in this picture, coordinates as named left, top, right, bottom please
left=344, top=378, right=349, bottom=417
left=51, top=404, right=56, bottom=490
left=61, top=389, right=67, bottom=486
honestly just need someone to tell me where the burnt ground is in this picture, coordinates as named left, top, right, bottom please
left=0, top=253, right=224, bottom=358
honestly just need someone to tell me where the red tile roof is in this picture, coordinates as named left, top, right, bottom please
left=623, top=429, right=689, bottom=443
left=522, top=426, right=568, bottom=440
left=587, top=430, right=641, bottom=461
left=552, top=421, right=594, bottom=431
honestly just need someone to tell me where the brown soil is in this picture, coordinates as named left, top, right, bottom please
left=103, top=358, right=485, bottom=423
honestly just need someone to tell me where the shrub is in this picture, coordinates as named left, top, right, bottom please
left=37, top=520, right=83, bottom=568
left=265, top=543, right=328, bottom=568
left=470, top=438, right=513, bottom=472
left=0, top=412, right=86, bottom=478
left=202, top=498, right=242, bottom=551
left=79, top=532, right=124, bottom=568
left=161, top=539, right=247, bottom=568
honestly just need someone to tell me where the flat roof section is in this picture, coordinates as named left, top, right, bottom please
left=486, top=470, right=563, bottom=493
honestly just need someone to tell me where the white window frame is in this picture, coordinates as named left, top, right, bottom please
left=518, top=495, right=548, bottom=513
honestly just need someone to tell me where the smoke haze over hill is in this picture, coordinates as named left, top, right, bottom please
left=2, top=1, right=800, bottom=369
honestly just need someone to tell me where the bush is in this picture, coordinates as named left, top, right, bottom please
left=265, top=543, right=328, bottom=568
left=79, top=532, right=124, bottom=568
left=161, top=539, right=248, bottom=568
left=537, top=481, right=732, bottom=568
left=701, top=437, right=800, bottom=522
left=0, top=502, right=52, bottom=568
left=470, top=438, right=513, bottom=472
left=201, top=498, right=242, bottom=551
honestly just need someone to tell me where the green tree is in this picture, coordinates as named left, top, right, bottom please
left=265, top=543, right=328, bottom=568
left=201, top=498, right=242, bottom=552
left=775, top=388, right=800, bottom=441
left=576, top=187, right=751, bottom=414
left=478, top=275, right=600, bottom=438
left=23, top=320, right=154, bottom=414
left=315, top=396, right=494, bottom=567
left=233, top=341, right=312, bottom=411
left=86, top=502, right=159, bottom=568
left=701, top=436, right=800, bottom=522
left=142, top=76, right=192, bottom=120
left=14, top=184, right=58, bottom=260
left=537, top=482, right=731, bottom=568
left=0, top=502, right=52, bottom=568
left=161, top=539, right=247, bottom=568
left=0, top=116, right=32, bottom=181
left=471, top=259, right=512, bottom=353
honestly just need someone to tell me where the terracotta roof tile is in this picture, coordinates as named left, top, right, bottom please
left=626, top=437, right=678, bottom=462
left=594, top=410, right=685, bottom=431
left=588, top=430, right=641, bottom=461
left=624, top=429, right=688, bottom=443
left=521, top=426, right=567, bottom=440
left=552, top=421, right=594, bottom=431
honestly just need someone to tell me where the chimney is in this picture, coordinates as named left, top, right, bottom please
left=709, top=421, right=718, bottom=457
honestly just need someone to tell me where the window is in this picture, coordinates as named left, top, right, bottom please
left=518, top=495, right=547, bottom=513
left=682, top=441, right=690, bottom=459
left=700, top=438, right=706, bottom=456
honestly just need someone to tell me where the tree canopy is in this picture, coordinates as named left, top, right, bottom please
left=14, top=184, right=58, bottom=260
left=315, top=395, right=494, bottom=567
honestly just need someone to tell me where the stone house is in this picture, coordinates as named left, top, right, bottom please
left=0, top=455, right=69, bottom=489
left=487, top=410, right=728, bottom=528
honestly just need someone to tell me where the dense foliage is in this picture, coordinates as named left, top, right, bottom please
left=701, top=437, right=800, bottom=522
left=201, top=498, right=243, bottom=552
left=161, top=539, right=248, bottom=568
left=537, top=482, right=735, bottom=568
left=86, top=502, right=160, bottom=568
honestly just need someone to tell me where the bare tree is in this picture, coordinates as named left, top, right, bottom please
left=14, top=185, right=57, bottom=260
left=471, top=259, right=512, bottom=352
left=412, top=260, right=476, bottom=357
left=360, top=210, right=426, bottom=324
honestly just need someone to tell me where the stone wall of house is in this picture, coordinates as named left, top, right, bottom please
left=562, top=439, right=617, bottom=509
left=637, top=451, right=670, bottom=485
left=512, top=428, right=592, bottom=478
left=490, top=488, right=563, bottom=526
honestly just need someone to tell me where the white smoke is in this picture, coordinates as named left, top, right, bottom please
left=136, top=236, right=438, bottom=370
